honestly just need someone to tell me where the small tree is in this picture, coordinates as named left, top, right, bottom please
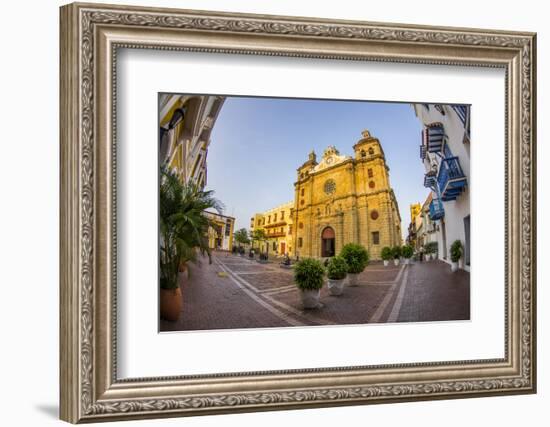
left=381, top=246, right=392, bottom=261
left=233, top=228, right=250, bottom=248
left=401, top=245, right=413, bottom=259
left=250, top=228, right=267, bottom=252
left=391, top=246, right=402, bottom=260
left=293, top=258, right=325, bottom=290
left=340, top=243, right=369, bottom=274
left=450, top=240, right=463, bottom=263
left=326, top=256, right=348, bottom=280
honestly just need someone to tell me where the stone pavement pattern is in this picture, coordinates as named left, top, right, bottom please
left=160, top=252, right=470, bottom=332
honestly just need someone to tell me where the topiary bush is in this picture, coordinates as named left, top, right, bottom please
left=391, top=245, right=402, bottom=259
left=293, top=258, right=325, bottom=290
left=340, top=243, right=369, bottom=274
left=381, top=246, right=392, bottom=261
left=450, top=240, right=463, bottom=263
left=401, top=245, right=413, bottom=259
left=326, top=256, right=348, bottom=280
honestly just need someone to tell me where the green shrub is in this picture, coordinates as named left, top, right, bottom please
left=450, top=240, right=463, bottom=263
left=401, top=245, right=413, bottom=259
left=381, top=246, right=392, bottom=261
left=293, top=258, right=325, bottom=290
left=424, top=241, right=438, bottom=255
left=391, top=246, right=402, bottom=259
left=340, top=243, right=369, bottom=274
left=326, top=256, right=348, bottom=280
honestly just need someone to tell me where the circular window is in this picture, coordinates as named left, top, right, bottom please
left=370, top=210, right=379, bottom=220
left=300, top=199, right=305, bottom=206
left=299, top=222, right=304, bottom=229
left=369, top=180, right=376, bottom=189
left=324, top=179, right=336, bottom=195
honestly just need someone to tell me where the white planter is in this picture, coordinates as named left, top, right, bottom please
left=327, top=278, right=345, bottom=296
left=393, top=258, right=399, bottom=266
left=451, top=261, right=459, bottom=272
left=383, top=260, right=389, bottom=267
left=426, top=254, right=432, bottom=261
left=300, top=288, right=321, bottom=309
left=347, top=273, right=360, bottom=286
left=404, top=258, right=410, bottom=265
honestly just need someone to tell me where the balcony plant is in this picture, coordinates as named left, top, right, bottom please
left=450, top=240, right=463, bottom=272
left=391, top=245, right=402, bottom=266
left=401, top=245, right=413, bottom=264
left=381, top=246, right=392, bottom=267
left=293, top=258, right=325, bottom=309
left=159, top=166, right=222, bottom=321
left=326, top=256, right=348, bottom=296
left=340, top=243, right=369, bottom=286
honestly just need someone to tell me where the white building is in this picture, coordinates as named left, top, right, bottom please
left=412, top=103, right=470, bottom=271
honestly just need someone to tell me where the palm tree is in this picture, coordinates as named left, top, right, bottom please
left=159, top=166, right=223, bottom=289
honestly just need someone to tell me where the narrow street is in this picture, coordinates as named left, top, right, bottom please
left=160, top=252, right=470, bottom=332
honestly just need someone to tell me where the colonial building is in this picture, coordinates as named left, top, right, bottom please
left=159, top=94, right=225, bottom=188
left=413, top=103, right=470, bottom=270
left=250, top=202, right=294, bottom=256
left=159, top=94, right=232, bottom=252
left=290, top=130, right=402, bottom=260
left=407, top=194, right=438, bottom=253
left=204, top=211, right=235, bottom=251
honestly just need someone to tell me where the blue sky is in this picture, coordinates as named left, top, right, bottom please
left=206, top=96, right=428, bottom=239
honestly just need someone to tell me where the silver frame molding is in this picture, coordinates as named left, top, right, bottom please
left=60, top=2, right=537, bottom=423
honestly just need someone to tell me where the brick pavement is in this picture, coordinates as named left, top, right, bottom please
left=160, top=252, right=470, bottom=332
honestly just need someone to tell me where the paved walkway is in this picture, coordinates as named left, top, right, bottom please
left=160, top=252, right=470, bottom=332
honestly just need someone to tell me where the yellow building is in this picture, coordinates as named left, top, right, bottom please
left=159, top=94, right=225, bottom=188
left=291, top=130, right=402, bottom=260
left=204, top=211, right=235, bottom=251
left=250, top=202, right=294, bottom=256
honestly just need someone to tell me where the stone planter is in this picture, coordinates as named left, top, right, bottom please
left=327, top=278, right=345, bottom=296
left=451, top=261, right=459, bottom=272
left=383, top=260, right=389, bottom=267
left=300, top=288, right=321, bottom=309
left=347, top=273, right=360, bottom=286
left=393, top=258, right=400, bottom=266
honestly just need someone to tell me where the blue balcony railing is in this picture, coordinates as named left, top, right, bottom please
left=429, top=198, right=445, bottom=220
left=420, top=143, right=427, bottom=160
left=424, top=123, right=445, bottom=153
left=437, top=156, right=467, bottom=201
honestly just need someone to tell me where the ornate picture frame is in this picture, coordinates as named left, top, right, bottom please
left=60, top=2, right=536, bottom=423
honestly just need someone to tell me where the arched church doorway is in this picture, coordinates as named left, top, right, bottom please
left=321, top=227, right=336, bottom=257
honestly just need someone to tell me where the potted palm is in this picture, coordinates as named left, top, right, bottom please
left=401, top=245, right=413, bottom=264
left=340, top=243, right=369, bottom=286
left=381, top=246, right=392, bottom=267
left=159, top=167, right=222, bottom=322
left=391, top=245, right=401, bottom=266
left=326, top=256, right=348, bottom=296
left=450, top=240, right=463, bottom=272
left=294, top=258, right=325, bottom=309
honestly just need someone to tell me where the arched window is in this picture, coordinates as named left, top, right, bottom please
left=361, top=149, right=366, bottom=158
left=368, top=147, right=375, bottom=155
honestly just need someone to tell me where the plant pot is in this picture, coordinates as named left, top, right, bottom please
left=383, top=260, right=389, bottom=267
left=347, top=273, right=360, bottom=286
left=393, top=258, right=400, bottom=266
left=327, top=278, right=345, bottom=296
left=160, top=287, right=182, bottom=321
left=404, top=258, right=410, bottom=265
left=300, top=288, right=321, bottom=309
left=451, top=261, right=459, bottom=272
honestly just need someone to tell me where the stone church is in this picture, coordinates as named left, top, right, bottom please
left=290, top=130, right=402, bottom=260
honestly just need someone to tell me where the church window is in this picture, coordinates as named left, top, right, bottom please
left=324, top=179, right=336, bottom=195
left=274, top=213, right=277, bottom=221
left=369, top=180, right=376, bottom=189
left=281, top=211, right=285, bottom=220
left=361, top=149, right=366, bottom=158
left=299, top=222, right=304, bottom=229
left=371, top=210, right=379, bottom=220
left=372, top=231, right=380, bottom=245
left=368, top=168, right=373, bottom=178
left=368, top=147, right=375, bottom=155
left=300, top=199, right=305, bottom=206
left=298, top=237, right=303, bottom=247
left=301, top=188, right=305, bottom=197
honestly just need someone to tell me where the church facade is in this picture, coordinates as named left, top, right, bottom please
left=290, top=130, right=402, bottom=260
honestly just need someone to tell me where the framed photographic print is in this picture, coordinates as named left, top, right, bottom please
left=60, top=2, right=537, bottom=423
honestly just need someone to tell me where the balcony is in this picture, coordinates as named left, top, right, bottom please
left=419, top=143, right=427, bottom=160
left=437, top=156, right=467, bottom=201
left=429, top=198, right=445, bottom=221
left=423, top=123, right=445, bottom=153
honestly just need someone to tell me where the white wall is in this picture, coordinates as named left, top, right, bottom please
left=0, top=1, right=546, bottom=426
